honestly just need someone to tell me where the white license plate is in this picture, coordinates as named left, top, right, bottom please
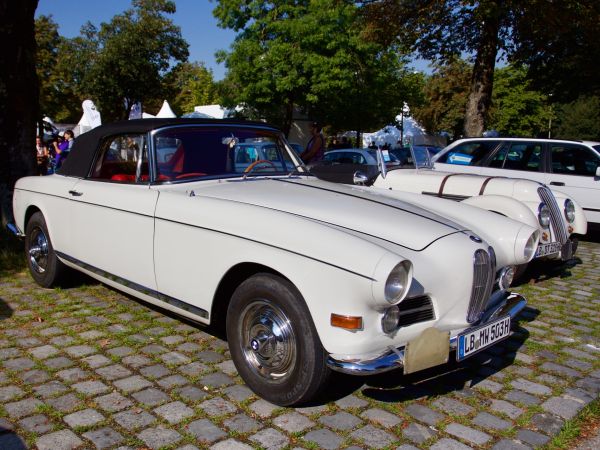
left=457, top=316, right=511, bottom=361
left=535, top=242, right=562, bottom=257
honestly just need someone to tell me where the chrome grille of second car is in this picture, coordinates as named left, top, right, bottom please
left=468, top=249, right=495, bottom=323
left=538, top=186, right=568, bottom=244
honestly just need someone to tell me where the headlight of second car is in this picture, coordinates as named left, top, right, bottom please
left=564, top=199, right=575, bottom=223
left=524, top=230, right=540, bottom=261
left=538, top=203, right=550, bottom=228
left=384, top=260, right=413, bottom=304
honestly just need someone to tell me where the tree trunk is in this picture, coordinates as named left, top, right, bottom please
left=282, top=97, right=294, bottom=138
left=0, top=0, right=39, bottom=228
left=464, top=12, right=500, bottom=137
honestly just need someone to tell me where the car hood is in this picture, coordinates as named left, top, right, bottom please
left=175, top=176, right=467, bottom=251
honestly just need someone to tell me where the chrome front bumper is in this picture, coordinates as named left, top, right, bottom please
left=327, top=291, right=527, bottom=375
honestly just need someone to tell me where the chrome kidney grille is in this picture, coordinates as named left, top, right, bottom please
left=468, top=249, right=495, bottom=323
left=538, top=186, right=568, bottom=244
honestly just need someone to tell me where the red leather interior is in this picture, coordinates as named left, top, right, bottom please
left=111, top=174, right=135, bottom=182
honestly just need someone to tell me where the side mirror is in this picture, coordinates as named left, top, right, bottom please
left=353, top=171, right=369, bottom=185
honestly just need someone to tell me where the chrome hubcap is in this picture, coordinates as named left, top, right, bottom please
left=239, top=300, right=296, bottom=380
left=29, top=227, right=49, bottom=274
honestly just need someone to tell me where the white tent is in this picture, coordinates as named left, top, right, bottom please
left=156, top=100, right=176, bottom=118
left=193, top=104, right=227, bottom=119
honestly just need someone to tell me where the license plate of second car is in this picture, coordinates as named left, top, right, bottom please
left=457, top=316, right=511, bottom=361
left=535, top=242, right=562, bottom=257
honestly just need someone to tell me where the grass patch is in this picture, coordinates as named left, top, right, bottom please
left=0, top=227, right=25, bottom=276
left=544, top=398, right=600, bottom=449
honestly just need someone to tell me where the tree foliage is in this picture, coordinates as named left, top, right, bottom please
left=214, top=0, right=417, bottom=136
left=163, top=62, right=219, bottom=116
left=554, top=96, right=600, bottom=141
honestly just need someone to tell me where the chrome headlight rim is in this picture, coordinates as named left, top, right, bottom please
left=538, top=203, right=550, bottom=228
left=524, top=230, right=539, bottom=261
left=497, top=265, right=515, bottom=290
left=564, top=199, right=575, bottom=223
left=384, top=260, right=413, bottom=304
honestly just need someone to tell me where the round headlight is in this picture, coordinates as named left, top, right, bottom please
left=384, top=260, right=412, bottom=304
left=381, top=306, right=400, bottom=334
left=538, top=203, right=550, bottom=228
left=524, top=230, right=539, bottom=261
left=497, top=266, right=515, bottom=290
left=564, top=199, right=575, bottom=223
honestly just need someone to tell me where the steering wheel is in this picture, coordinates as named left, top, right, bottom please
left=243, top=159, right=277, bottom=175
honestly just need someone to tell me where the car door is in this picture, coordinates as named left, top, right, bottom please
left=544, top=142, right=600, bottom=224
left=478, top=141, right=547, bottom=183
left=67, top=133, right=159, bottom=291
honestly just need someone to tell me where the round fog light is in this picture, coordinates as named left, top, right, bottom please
left=382, top=306, right=400, bottom=334
left=498, top=266, right=515, bottom=290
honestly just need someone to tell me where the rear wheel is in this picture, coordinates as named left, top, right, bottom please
left=25, top=212, right=66, bottom=288
left=226, top=273, right=330, bottom=406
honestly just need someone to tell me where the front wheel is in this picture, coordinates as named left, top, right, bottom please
left=226, top=273, right=330, bottom=406
left=25, top=212, right=66, bottom=288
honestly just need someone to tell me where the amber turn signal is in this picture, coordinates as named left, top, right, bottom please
left=330, top=314, right=363, bottom=330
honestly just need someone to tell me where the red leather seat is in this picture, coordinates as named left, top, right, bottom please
left=111, top=174, right=135, bottom=182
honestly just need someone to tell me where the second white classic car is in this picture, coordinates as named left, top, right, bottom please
left=9, top=119, right=536, bottom=405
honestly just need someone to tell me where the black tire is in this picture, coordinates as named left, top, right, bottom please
left=226, top=273, right=330, bottom=406
left=25, top=212, right=66, bottom=288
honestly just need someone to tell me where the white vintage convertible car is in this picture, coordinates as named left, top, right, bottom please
left=9, top=119, right=538, bottom=405
left=312, top=146, right=587, bottom=277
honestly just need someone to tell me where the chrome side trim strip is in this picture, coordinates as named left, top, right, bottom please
left=6, top=223, right=25, bottom=238
left=327, top=291, right=527, bottom=375
left=55, top=251, right=209, bottom=319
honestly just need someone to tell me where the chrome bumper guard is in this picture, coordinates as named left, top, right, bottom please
left=6, top=223, right=25, bottom=239
left=327, top=291, right=527, bottom=375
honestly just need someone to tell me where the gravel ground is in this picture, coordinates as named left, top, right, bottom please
left=0, top=241, right=598, bottom=449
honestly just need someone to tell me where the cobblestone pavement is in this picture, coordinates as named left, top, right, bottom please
left=0, top=242, right=599, bottom=450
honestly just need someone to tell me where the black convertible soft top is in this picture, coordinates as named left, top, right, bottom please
left=58, top=118, right=279, bottom=178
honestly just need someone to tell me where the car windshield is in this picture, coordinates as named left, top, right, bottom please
left=153, top=126, right=301, bottom=181
left=366, top=149, right=400, bottom=163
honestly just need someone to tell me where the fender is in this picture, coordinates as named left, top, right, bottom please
left=461, top=195, right=539, bottom=230
left=548, top=190, right=588, bottom=235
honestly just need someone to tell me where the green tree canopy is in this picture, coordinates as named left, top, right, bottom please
left=163, top=61, right=219, bottom=116
left=554, top=96, right=600, bottom=141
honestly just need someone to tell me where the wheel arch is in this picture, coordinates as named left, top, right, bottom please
left=210, top=262, right=291, bottom=330
left=24, top=205, right=42, bottom=229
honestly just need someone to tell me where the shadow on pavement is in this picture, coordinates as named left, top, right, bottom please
left=0, top=296, right=13, bottom=321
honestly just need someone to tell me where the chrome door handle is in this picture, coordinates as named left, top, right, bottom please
left=549, top=181, right=565, bottom=186
left=68, top=190, right=83, bottom=196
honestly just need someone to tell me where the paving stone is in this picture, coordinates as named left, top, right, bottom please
left=157, top=374, right=188, bottom=388
left=491, top=439, right=530, bottom=450
left=531, top=413, right=565, bottom=435
left=210, top=439, right=253, bottom=450
left=122, top=354, right=152, bottom=368
left=49, top=335, right=75, bottom=346
left=34, top=380, right=68, bottom=398
left=46, top=393, right=82, bottom=412
left=350, top=424, right=397, bottom=449
left=517, top=428, right=550, bottom=446
left=361, top=408, right=401, bottom=428
left=107, top=346, right=135, bottom=357
left=57, top=367, right=91, bottom=382
left=303, top=428, right=343, bottom=449
left=29, top=344, right=59, bottom=359
left=576, top=377, right=600, bottom=394
left=36, top=429, right=83, bottom=450
left=195, top=350, right=225, bottom=363
left=3, top=357, right=35, bottom=371
left=200, top=371, right=235, bottom=388
left=564, top=387, right=595, bottom=405
left=471, top=378, right=503, bottom=393
left=249, top=399, right=278, bottom=418
left=489, top=399, right=524, bottom=419
left=0, top=417, right=14, bottom=432
left=114, top=408, right=156, bottom=430
left=140, top=364, right=171, bottom=379
left=0, top=386, right=24, bottom=402
left=176, top=342, right=202, bottom=353
left=540, top=362, right=582, bottom=378
left=0, top=348, right=21, bottom=359
left=224, top=413, right=262, bottom=433
left=472, top=412, right=511, bottom=430
left=4, top=398, right=44, bottom=418
left=273, top=412, right=315, bottom=432
left=199, top=397, right=237, bottom=416
left=154, top=401, right=195, bottom=424
left=541, top=396, right=584, bottom=419
left=223, top=384, right=253, bottom=402
left=564, top=358, right=593, bottom=371
left=295, top=404, right=328, bottom=415
left=138, top=426, right=182, bottom=449
left=95, top=392, right=134, bottom=412
left=216, top=360, right=238, bottom=375
left=38, top=326, right=63, bottom=337
left=73, top=380, right=110, bottom=396
left=82, top=427, right=124, bottom=449
left=335, top=394, right=368, bottom=409
left=405, top=403, right=444, bottom=426
left=95, top=364, right=132, bottom=380
left=179, top=361, right=210, bottom=377
left=114, top=375, right=153, bottom=393
left=504, top=389, right=541, bottom=406
left=445, top=422, right=491, bottom=446
left=432, top=397, right=475, bottom=416
left=175, top=384, right=208, bottom=402
left=64, top=408, right=105, bottom=427
left=403, top=422, right=436, bottom=444
left=319, top=411, right=362, bottom=431
left=132, top=388, right=170, bottom=406
left=185, top=418, right=227, bottom=443
left=65, top=345, right=96, bottom=357
left=160, top=351, right=191, bottom=365
left=249, top=427, right=289, bottom=450
left=142, top=344, right=168, bottom=355
left=19, top=414, right=53, bottom=434
left=82, top=354, right=112, bottom=368
left=511, top=377, right=552, bottom=396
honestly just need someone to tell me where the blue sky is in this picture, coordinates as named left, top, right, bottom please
left=36, top=0, right=236, bottom=80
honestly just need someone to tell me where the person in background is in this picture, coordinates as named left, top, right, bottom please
left=300, top=121, right=324, bottom=165
left=52, top=131, right=69, bottom=169
left=35, top=136, right=49, bottom=175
